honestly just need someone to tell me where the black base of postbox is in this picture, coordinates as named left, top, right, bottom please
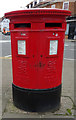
left=12, top=83, right=61, bottom=112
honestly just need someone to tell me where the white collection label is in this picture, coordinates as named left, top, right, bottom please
left=49, top=40, right=58, bottom=55
left=18, top=40, right=26, bottom=55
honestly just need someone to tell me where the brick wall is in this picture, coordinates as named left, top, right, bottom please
left=50, top=2, right=63, bottom=9
left=69, top=2, right=76, bottom=16
left=74, top=1, right=76, bottom=16
left=43, top=1, right=76, bottom=16
left=55, top=2, right=63, bottom=9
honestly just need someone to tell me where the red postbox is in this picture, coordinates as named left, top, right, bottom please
left=5, top=9, right=71, bottom=112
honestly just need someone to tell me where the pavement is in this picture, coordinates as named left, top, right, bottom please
left=65, top=39, right=76, bottom=42
left=1, top=59, right=75, bottom=119
left=0, top=32, right=76, bottom=119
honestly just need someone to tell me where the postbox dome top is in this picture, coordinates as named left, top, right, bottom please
left=5, top=8, right=71, bottom=18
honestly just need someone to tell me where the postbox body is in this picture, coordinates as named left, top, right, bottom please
left=5, top=9, right=71, bottom=112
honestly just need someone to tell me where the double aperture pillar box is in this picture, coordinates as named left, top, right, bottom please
left=5, top=9, right=71, bottom=112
